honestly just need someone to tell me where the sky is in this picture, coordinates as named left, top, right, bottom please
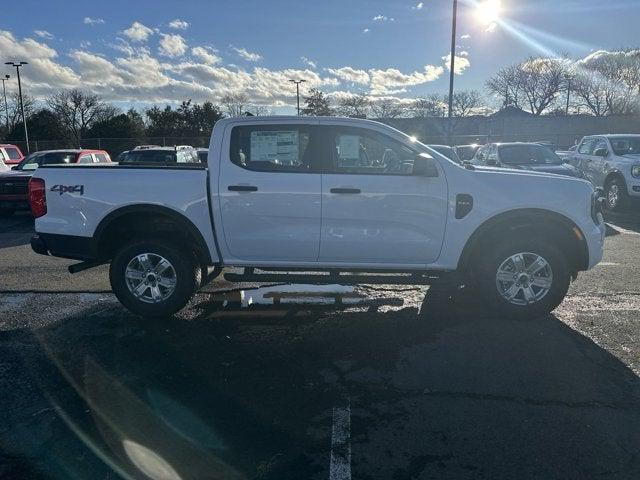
left=1, top=0, right=640, bottom=114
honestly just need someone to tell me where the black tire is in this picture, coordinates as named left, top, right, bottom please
left=473, top=236, right=571, bottom=320
left=110, top=238, right=201, bottom=318
left=604, top=176, right=629, bottom=212
left=0, top=208, right=15, bottom=218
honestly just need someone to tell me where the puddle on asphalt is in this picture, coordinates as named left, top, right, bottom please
left=197, top=283, right=405, bottom=319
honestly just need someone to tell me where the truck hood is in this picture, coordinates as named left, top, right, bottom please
left=511, top=163, right=583, bottom=178
left=473, top=164, right=583, bottom=179
left=621, top=153, right=640, bottom=161
left=0, top=169, right=34, bottom=181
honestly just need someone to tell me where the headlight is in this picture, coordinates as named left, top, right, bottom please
left=632, top=165, right=640, bottom=178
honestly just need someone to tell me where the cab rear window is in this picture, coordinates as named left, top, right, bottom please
left=4, top=147, right=21, bottom=160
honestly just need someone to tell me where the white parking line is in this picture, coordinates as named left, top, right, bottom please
left=606, top=223, right=640, bottom=236
left=598, top=262, right=621, bottom=266
left=329, top=404, right=352, bottom=480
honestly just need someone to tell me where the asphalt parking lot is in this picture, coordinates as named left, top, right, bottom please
left=1, top=212, right=639, bottom=479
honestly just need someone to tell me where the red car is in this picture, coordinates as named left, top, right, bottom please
left=0, top=149, right=111, bottom=217
left=0, top=144, right=25, bottom=167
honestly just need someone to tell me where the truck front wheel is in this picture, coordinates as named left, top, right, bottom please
left=110, top=239, right=201, bottom=318
left=474, top=236, right=570, bottom=320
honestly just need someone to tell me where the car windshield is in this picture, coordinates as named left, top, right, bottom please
left=499, top=145, right=563, bottom=165
left=121, top=150, right=177, bottom=163
left=609, top=137, right=640, bottom=156
left=431, top=146, right=461, bottom=163
left=4, top=147, right=22, bottom=160
left=15, top=152, right=77, bottom=170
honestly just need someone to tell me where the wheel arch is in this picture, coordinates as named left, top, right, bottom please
left=458, top=208, right=590, bottom=275
left=604, top=169, right=627, bottom=189
left=93, top=204, right=213, bottom=265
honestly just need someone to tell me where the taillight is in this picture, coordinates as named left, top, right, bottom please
left=29, top=177, right=47, bottom=218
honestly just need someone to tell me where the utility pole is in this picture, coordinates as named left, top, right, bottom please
left=1, top=75, right=9, bottom=131
left=5, top=62, right=29, bottom=153
left=289, top=79, right=306, bottom=116
left=447, top=0, right=458, bottom=145
left=565, top=77, right=572, bottom=115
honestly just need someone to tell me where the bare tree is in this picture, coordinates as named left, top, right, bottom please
left=450, top=90, right=486, bottom=117
left=220, top=93, right=249, bottom=117
left=3, top=93, right=37, bottom=131
left=516, top=57, right=568, bottom=115
left=571, top=50, right=640, bottom=116
left=370, top=98, right=406, bottom=118
left=486, top=65, right=522, bottom=109
left=411, top=94, right=446, bottom=118
left=47, top=89, right=116, bottom=144
left=336, top=94, right=371, bottom=118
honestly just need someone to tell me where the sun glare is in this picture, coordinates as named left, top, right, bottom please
left=476, top=0, right=502, bottom=26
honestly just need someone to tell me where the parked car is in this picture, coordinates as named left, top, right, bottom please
left=0, top=149, right=111, bottom=217
left=0, top=144, right=25, bottom=167
left=455, top=144, right=481, bottom=162
left=471, top=142, right=583, bottom=178
left=556, top=145, right=577, bottom=161
left=566, top=134, right=640, bottom=211
left=30, top=116, right=604, bottom=320
left=0, top=155, right=9, bottom=172
left=428, top=145, right=461, bottom=163
left=196, top=148, right=208, bottom=163
left=119, top=146, right=199, bottom=165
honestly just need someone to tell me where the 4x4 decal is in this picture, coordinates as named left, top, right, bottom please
left=51, top=184, right=84, bottom=196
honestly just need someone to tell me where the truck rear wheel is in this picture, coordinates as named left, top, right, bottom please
left=474, top=236, right=570, bottom=320
left=110, top=239, right=201, bottom=318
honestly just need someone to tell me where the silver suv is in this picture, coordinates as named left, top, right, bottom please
left=569, top=135, right=640, bottom=211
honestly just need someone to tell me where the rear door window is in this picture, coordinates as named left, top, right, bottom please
left=230, top=125, right=320, bottom=173
left=78, top=154, right=94, bottom=164
left=94, top=153, right=110, bottom=163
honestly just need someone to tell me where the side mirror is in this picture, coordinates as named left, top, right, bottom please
left=413, top=154, right=439, bottom=177
left=594, top=148, right=608, bottom=157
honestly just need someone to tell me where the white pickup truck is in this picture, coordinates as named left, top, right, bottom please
left=29, top=116, right=605, bottom=319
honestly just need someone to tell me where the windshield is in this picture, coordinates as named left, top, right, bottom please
left=499, top=145, right=563, bottom=165
left=15, top=152, right=77, bottom=170
left=121, top=150, right=177, bottom=163
left=609, top=137, right=640, bottom=156
left=4, top=147, right=22, bottom=160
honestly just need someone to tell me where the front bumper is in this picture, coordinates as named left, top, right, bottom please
left=585, top=219, right=606, bottom=270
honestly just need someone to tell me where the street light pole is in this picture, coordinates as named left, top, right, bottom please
left=5, top=62, right=29, bottom=153
left=446, top=0, right=458, bottom=145
left=1, top=75, right=9, bottom=131
left=289, top=79, right=306, bottom=116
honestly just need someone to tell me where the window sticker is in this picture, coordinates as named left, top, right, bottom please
left=250, top=131, right=299, bottom=163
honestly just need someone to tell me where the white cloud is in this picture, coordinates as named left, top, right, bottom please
left=83, top=17, right=105, bottom=26
left=412, top=2, right=424, bottom=10
left=34, top=30, right=54, bottom=40
left=191, top=46, right=220, bottom=65
left=373, top=15, right=387, bottom=21
left=301, top=56, right=317, bottom=69
left=442, top=52, right=471, bottom=74
left=460, top=34, right=471, bottom=39
left=363, top=28, right=370, bottom=33
left=168, top=19, right=190, bottom=30
left=326, top=67, right=370, bottom=85
left=123, top=21, right=153, bottom=42
left=159, top=34, right=187, bottom=57
left=369, top=65, right=444, bottom=94
left=232, top=46, right=262, bottom=62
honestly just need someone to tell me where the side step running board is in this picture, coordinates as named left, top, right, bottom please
left=223, top=270, right=441, bottom=285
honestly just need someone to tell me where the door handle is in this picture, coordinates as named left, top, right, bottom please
left=228, top=185, right=258, bottom=192
left=330, top=188, right=361, bottom=194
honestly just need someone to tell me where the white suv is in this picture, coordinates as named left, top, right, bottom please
left=569, top=134, right=640, bottom=211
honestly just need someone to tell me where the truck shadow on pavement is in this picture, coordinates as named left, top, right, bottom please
left=0, top=212, right=34, bottom=249
left=2, top=286, right=639, bottom=480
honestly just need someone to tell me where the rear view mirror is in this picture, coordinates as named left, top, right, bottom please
left=413, top=154, right=439, bottom=177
